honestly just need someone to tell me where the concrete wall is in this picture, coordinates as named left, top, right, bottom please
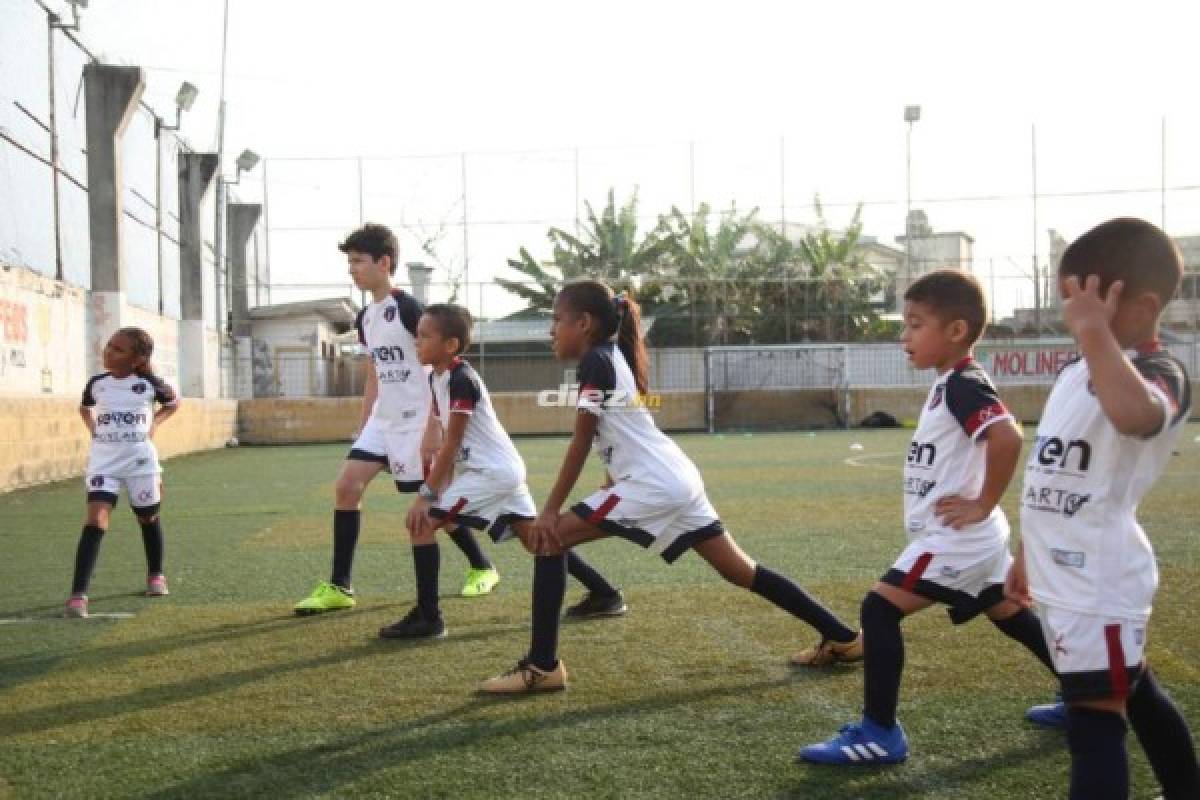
left=0, top=396, right=237, bottom=492
left=0, top=264, right=89, bottom=396
left=237, top=391, right=710, bottom=444
left=238, top=382, right=1200, bottom=443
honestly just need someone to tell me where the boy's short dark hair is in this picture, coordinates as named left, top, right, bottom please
left=904, top=268, right=988, bottom=344
left=338, top=223, right=398, bottom=274
left=1058, top=217, right=1182, bottom=306
left=423, top=304, right=473, bottom=355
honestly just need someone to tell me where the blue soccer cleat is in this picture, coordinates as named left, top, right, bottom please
left=1025, top=695, right=1067, bottom=729
left=798, top=718, right=908, bottom=765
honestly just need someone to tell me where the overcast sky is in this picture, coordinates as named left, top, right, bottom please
left=64, top=0, right=1200, bottom=316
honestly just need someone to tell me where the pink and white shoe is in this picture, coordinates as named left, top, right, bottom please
left=65, top=595, right=88, bottom=618
left=146, top=574, right=169, bottom=597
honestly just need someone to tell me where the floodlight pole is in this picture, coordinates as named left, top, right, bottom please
left=903, top=106, right=920, bottom=310
left=1032, top=123, right=1041, bottom=334
left=214, top=0, right=230, bottom=342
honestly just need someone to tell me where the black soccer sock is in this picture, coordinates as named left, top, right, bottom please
left=750, top=565, right=856, bottom=643
left=991, top=608, right=1055, bottom=673
left=329, top=510, right=360, bottom=590
left=139, top=518, right=164, bottom=576
left=448, top=526, right=492, bottom=571
left=861, top=591, right=905, bottom=730
left=528, top=554, right=567, bottom=672
left=412, top=543, right=441, bottom=618
left=1066, top=706, right=1129, bottom=800
left=1128, top=669, right=1200, bottom=799
left=566, top=550, right=618, bottom=596
left=71, top=525, right=105, bottom=595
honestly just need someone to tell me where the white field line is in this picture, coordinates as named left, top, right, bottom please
left=843, top=451, right=902, bottom=470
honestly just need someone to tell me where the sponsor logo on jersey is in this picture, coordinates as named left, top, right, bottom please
left=1051, top=548, right=1086, bottom=568
left=903, top=477, right=937, bottom=498
left=599, top=445, right=615, bottom=465
left=384, top=306, right=396, bottom=322
left=907, top=440, right=937, bottom=467
left=372, top=345, right=406, bottom=363
left=96, top=411, right=149, bottom=426
left=1023, top=485, right=1091, bottom=517
left=378, top=367, right=412, bottom=383
left=90, top=475, right=105, bottom=488
left=1032, top=435, right=1092, bottom=473
left=457, top=446, right=471, bottom=463
left=929, top=384, right=944, bottom=409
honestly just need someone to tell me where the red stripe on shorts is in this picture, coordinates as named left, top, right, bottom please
left=587, top=494, right=621, bottom=524
left=444, top=497, right=468, bottom=524
left=1104, top=624, right=1130, bottom=699
left=901, top=552, right=934, bottom=592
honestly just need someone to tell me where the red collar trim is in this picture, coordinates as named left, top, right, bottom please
left=952, top=356, right=975, bottom=372
left=1135, top=340, right=1162, bottom=355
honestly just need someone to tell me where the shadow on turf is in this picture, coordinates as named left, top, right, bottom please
left=779, top=736, right=1059, bottom=799
left=128, top=676, right=798, bottom=800
left=0, top=622, right=530, bottom=737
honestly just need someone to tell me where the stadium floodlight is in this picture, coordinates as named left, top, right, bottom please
left=175, top=82, right=199, bottom=113
left=902, top=104, right=922, bottom=310
left=50, top=0, right=89, bottom=31
left=235, top=149, right=260, bottom=175
left=904, top=105, right=921, bottom=123
left=157, top=81, right=200, bottom=136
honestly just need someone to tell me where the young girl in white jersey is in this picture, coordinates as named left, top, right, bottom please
left=66, top=327, right=179, bottom=617
left=479, top=280, right=861, bottom=693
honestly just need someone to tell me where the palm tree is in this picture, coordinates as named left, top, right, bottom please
left=495, top=189, right=672, bottom=315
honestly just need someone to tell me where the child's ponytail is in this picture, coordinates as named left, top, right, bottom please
left=614, top=293, right=648, bottom=395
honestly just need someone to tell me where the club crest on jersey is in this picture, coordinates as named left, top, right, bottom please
left=383, top=306, right=397, bottom=322
left=929, top=384, right=945, bottom=409
left=132, top=382, right=147, bottom=394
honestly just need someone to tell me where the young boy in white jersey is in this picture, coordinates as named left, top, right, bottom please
left=293, top=224, right=499, bottom=615
left=1007, top=218, right=1197, bottom=799
left=66, top=328, right=179, bottom=617
left=799, top=269, right=1058, bottom=765
left=384, top=304, right=627, bottom=638
left=479, top=280, right=861, bottom=693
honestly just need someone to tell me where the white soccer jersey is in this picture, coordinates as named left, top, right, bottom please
left=430, top=357, right=525, bottom=483
left=576, top=342, right=704, bottom=494
left=903, top=357, right=1014, bottom=549
left=1021, top=343, right=1191, bottom=620
left=356, top=288, right=430, bottom=431
left=81, top=371, right=178, bottom=478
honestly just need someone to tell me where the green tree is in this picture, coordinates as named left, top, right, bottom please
left=495, top=189, right=672, bottom=315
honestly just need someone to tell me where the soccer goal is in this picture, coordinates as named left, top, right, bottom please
left=703, top=344, right=850, bottom=432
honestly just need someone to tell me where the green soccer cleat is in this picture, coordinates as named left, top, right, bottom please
left=293, top=581, right=355, bottom=615
left=460, top=567, right=500, bottom=597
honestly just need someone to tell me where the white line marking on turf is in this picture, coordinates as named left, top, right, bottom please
left=843, top=451, right=901, bottom=470
left=0, top=612, right=136, bottom=624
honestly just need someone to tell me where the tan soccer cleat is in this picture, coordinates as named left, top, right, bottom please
left=478, top=659, right=568, bottom=694
left=790, top=631, right=864, bottom=667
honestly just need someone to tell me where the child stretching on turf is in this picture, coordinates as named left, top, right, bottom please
left=66, top=327, right=179, bottom=617
left=798, top=269, right=1058, bottom=765
left=478, top=280, right=861, bottom=693
left=1009, top=219, right=1197, bottom=799
left=384, top=304, right=627, bottom=638
left=293, top=224, right=499, bottom=617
